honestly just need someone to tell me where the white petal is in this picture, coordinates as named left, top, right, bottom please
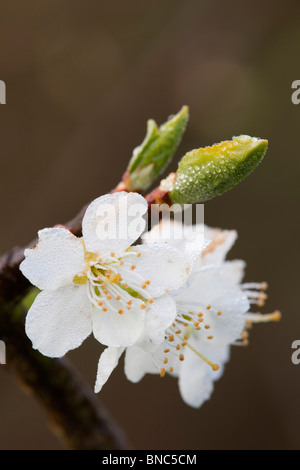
left=178, top=343, right=230, bottom=408
left=25, top=285, right=93, bottom=357
left=130, top=244, right=190, bottom=297
left=82, top=192, right=148, bottom=257
left=142, top=220, right=205, bottom=269
left=94, top=347, right=124, bottom=393
left=138, top=295, right=176, bottom=351
left=204, top=288, right=249, bottom=345
left=200, top=226, right=237, bottom=266
left=221, top=260, right=246, bottom=285
left=179, top=359, right=214, bottom=408
left=189, top=337, right=230, bottom=382
left=20, top=228, right=85, bottom=291
left=143, top=222, right=237, bottom=268
left=175, top=263, right=246, bottom=304
left=174, top=265, right=249, bottom=345
left=92, top=301, right=146, bottom=347
left=142, top=219, right=190, bottom=249
left=124, top=345, right=158, bottom=383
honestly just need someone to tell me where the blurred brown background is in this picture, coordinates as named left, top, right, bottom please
left=0, top=0, right=299, bottom=450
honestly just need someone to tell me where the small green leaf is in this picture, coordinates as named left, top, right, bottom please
left=169, top=135, right=268, bottom=203
left=128, top=119, right=159, bottom=173
left=127, top=106, right=189, bottom=191
left=21, top=287, right=40, bottom=310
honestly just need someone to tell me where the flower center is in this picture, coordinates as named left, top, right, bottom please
left=156, top=282, right=281, bottom=378
left=162, top=308, right=220, bottom=377
left=73, top=248, right=153, bottom=315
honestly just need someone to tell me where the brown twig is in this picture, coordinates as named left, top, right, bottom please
left=0, top=301, right=130, bottom=450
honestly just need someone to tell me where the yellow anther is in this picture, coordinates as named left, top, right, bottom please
left=111, top=273, right=122, bottom=283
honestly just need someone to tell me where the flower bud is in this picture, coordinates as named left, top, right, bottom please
left=169, top=135, right=268, bottom=203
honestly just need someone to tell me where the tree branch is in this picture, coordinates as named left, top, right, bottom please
left=0, top=300, right=130, bottom=450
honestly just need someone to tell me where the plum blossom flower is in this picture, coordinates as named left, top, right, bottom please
left=20, top=192, right=190, bottom=360
left=121, top=221, right=280, bottom=408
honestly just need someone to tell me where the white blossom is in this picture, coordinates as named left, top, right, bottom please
left=122, top=221, right=280, bottom=408
left=20, top=193, right=190, bottom=362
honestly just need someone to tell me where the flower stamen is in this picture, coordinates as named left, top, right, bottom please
left=245, top=310, right=281, bottom=324
left=169, top=325, right=219, bottom=371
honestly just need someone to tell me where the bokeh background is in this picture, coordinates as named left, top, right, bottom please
left=0, top=0, right=299, bottom=450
